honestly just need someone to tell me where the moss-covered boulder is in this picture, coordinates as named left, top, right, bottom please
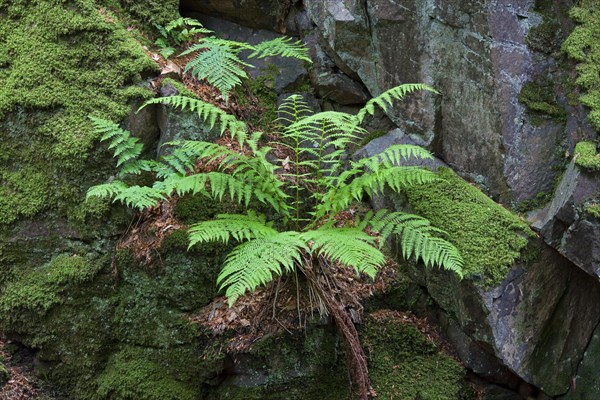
left=363, top=312, right=474, bottom=400
left=383, top=167, right=600, bottom=396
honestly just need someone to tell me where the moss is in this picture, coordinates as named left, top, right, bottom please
left=527, top=0, right=563, bottom=54
left=585, top=204, right=600, bottom=219
left=562, top=1, right=600, bottom=132
left=518, top=81, right=566, bottom=122
left=174, top=193, right=223, bottom=225
left=362, top=314, right=474, bottom=400
left=0, top=255, right=101, bottom=322
left=0, top=168, right=50, bottom=224
left=517, top=191, right=551, bottom=213
left=574, top=141, right=600, bottom=171
left=0, top=0, right=158, bottom=225
left=406, top=168, right=533, bottom=286
left=208, top=326, right=349, bottom=400
left=241, top=63, right=280, bottom=126
left=95, top=346, right=197, bottom=400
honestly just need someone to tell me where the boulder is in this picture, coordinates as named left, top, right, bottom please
left=530, top=161, right=600, bottom=277
left=181, top=0, right=300, bottom=33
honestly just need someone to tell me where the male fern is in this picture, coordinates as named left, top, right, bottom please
left=87, top=83, right=462, bottom=307
left=175, top=25, right=311, bottom=103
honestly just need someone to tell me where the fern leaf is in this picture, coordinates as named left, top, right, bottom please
left=89, top=116, right=143, bottom=167
left=248, top=36, right=311, bottom=63
left=356, top=84, right=439, bottom=124
left=368, top=211, right=463, bottom=277
left=217, top=232, right=309, bottom=306
left=112, top=186, right=165, bottom=210
left=86, top=180, right=128, bottom=201
left=180, top=39, right=251, bottom=103
left=301, top=227, right=384, bottom=277
left=188, top=212, right=276, bottom=247
left=140, top=96, right=248, bottom=143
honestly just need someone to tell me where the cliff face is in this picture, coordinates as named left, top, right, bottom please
left=2, top=0, right=600, bottom=398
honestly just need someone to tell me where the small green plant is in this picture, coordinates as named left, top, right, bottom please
left=181, top=35, right=311, bottom=103
left=87, top=83, right=462, bottom=400
left=154, top=17, right=211, bottom=59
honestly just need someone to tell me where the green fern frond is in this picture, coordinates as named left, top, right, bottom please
left=317, top=167, right=438, bottom=218
left=356, top=84, right=438, bottom=124
left=89, top=116, right=144, bottom=168
left=301, top=227, right=384, bottom=277
left=112, top=186, right=166, bottom=210
left=118, top=160, right=158, bottom=177
left=86, top=180, right=129, bottom=201
left=217, top=232, right=309, bottom=306
left=368, top=210, right=463, bottom=277
left=141, top=96, right=248, bottom=143
left=248, top=36, right=312, bottom=63
left=188, top=212, right=276, bottom=247
left=356, top=144, right=433, bottom=170
left=276, top=94, right=314, bottom=126
left=181, top=40, right=252, bottom=103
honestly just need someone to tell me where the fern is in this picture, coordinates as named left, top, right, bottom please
left=248, top=36, right=311, bottom=62
left=86, top=180, right=129, bottom=201
left=216, top=231, right=309, bottom=306
left=88, top=83, right=463, bottom=312
left=140, top=96, right=248, bottom=144
left=113, top=186, right=165, bottom=210
left=356, top=83, right=438, bottom=124
left=366, top=210, right=463, bottom=276
left=89, top=116, right=144, bottom=169
left=301, top=227, right=384, bottom=277
left=188, top=212, right=276, bottom=247
left=179, top=34, right=311, bottom=103
left=154, top=17, right=212, bottom=58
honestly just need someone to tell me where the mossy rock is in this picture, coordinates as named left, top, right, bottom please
left=518, top=81, right=566, bottom=122
left=0, top=0, right=158, bottom=226
left=574, top=141, right=600, bottom=171
left=562, top=1, right=600, bottom=132
left=0, top=254, right=102, bottom=325
left=207, top=325, right=350, bottom=400
left=405, top=168, right=533, bottom=287
left=95, top=346, right=198, bottom=400
left=362, top=314, right=474, bottom=400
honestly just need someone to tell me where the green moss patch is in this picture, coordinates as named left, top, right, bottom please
left=0, top=0, right=158, bottom=225
left=574, top=141, right=600, bottom=171
left=406, top=168, right=533, bottom=286
left=518, top=81, right=566, bottom=122
left=95, top=346, right=197, bottom=400
left=562, top=1, right=600, bottom=131
left=585, top=204, right=600, bottom=219
left=362, top=313, right=474, bottom=400
left=0, top=255, right=101, bottom=321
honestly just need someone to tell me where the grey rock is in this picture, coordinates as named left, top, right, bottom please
left=530, top=161, right=600, bottom=278
left=410, top=243, right=600, bottom=397
left=156, top=82, right=221, bottom=158
left=181, top=0, right=296, bottom=32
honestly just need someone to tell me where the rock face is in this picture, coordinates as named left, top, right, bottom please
left=531, top=161, right=600, bottom=277
left=302, top=0, right=596, bottom=205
